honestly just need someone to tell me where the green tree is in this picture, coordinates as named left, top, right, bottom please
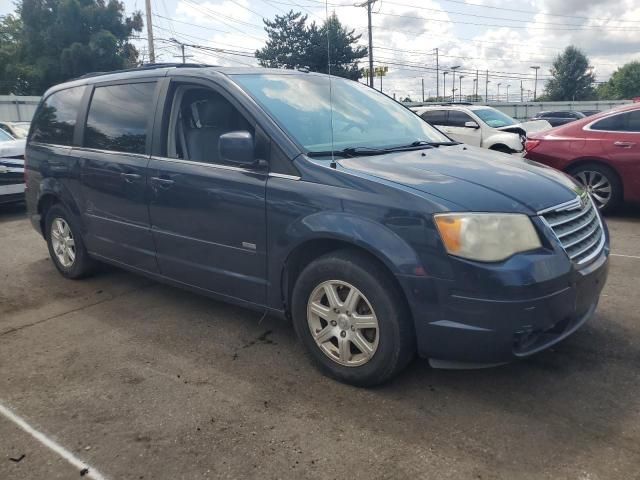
left=255, top=11, right=311, bottom=70
left=255, top=10, right=367, bottom=80
left=543, top=46, right=595, bottom=101
left=0, top=0, right=143, bottom=95
left=597, top=61, right=640, bottom=100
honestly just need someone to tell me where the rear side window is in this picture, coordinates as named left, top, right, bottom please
left=84, top=82, right=156, bottom=154
left=420, top=110, right=447, bottom=125
left=591, top=111, right=640, bottom=132
left=30, top=86, right=85, bottom=145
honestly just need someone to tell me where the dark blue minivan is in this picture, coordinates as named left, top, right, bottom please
left=25, top=65, right=609, bottom=386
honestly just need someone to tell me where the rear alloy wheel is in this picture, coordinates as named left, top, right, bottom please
left=307, top=280, right=379, bottom=367
left=45, top=204, right=94, bottom=279
left=50, top=218, right=76, bottom=268
left=569, top=164, right=621, bottom=213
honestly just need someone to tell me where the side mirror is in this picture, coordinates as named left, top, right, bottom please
left=464, top=121, right=480, bottom=129
left=218, top=131, right=255, bottom=166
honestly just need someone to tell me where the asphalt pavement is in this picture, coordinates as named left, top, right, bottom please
left=1, top=202, right=639, bottom=480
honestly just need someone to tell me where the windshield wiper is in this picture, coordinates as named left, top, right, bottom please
left=306, top=146, right=389, bottom=158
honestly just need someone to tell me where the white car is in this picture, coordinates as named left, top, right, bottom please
left=412, top=105, right=551, bottom=154
left=0, top=133, right=26, bottom=205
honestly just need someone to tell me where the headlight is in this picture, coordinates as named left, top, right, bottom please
left=434, top=213, right=541, bottom=262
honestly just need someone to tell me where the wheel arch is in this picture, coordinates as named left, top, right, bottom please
left=564, top=158, right=624, bottom=197
left=276, top=213, right=424, bottom=318
left=36, top=179, right=84, bottom=237
left=281, top=238, right=413, bottom=324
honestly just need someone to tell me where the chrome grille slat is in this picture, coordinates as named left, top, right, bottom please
left=539, top=195, right=605, bottom=265
left=563, top=220, right=600, bottom=249
left=555, top=209, right=597, bottom=238
left=567, top=229, right=601, bottom=258
left=546, top=206, right=592, bottom=228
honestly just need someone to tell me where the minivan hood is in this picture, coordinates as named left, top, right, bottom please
left=337, top=145, right=580, bottom=213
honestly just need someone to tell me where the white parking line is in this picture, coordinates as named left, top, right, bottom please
left=0, top=402, right=108, bottom=480
left=611, top=253, right=640, bottom=260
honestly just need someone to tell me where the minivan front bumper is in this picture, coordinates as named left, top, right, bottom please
left=399, top=249, right=609, bottom=367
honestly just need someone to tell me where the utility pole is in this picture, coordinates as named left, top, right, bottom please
left=472, top=78, right=477, bottom=101
left=443, top=71, right=448, bottom=101
left=435, top=48, right=439, bottom=99
left=450, top=65, right=460, bottom=102
left=170, top=38, right=193, bottom=64
left=530, top=65, right=540, bottom=101
left=497, top=83, right=502, bottom=101
left=506, top=84, right=510, bottom=102
left=520, top=80, right=524, bottom=102
left=485, top=70, right=489, bottom=102
left=459, top=75, right=464, bottom=102
left=144, top=0, right=155, bottom=63
left=357, top=0, right=377, bottom=88
left=421, top=78, right=425, bottom=102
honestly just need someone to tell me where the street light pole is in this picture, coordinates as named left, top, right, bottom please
left=506, top=84, right=510, bottom=102
left=497, top=83, right=502, bottom=102
left=459, top=75, right=464, bottom=102
left=530, top=65, right=540, bottom=101
left=450, top=65, right=460, bottom=102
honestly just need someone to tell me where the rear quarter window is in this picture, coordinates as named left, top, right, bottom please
left=30, top=86, right=85, bottom=145
left=84, top=82, right=156, bottom=154
left=420, top=110, right=447, bottom=125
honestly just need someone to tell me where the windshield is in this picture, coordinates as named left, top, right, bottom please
left=473, top=108, right=518, bottom=128
left=0, top=129, right=14, bottom=142
left=232, top=74, right=449, bottom=153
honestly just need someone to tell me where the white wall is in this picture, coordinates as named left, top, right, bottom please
left=0, top=95, right=41, bottom=122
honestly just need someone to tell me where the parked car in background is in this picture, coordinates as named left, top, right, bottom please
left=580, top=110, right=601, bottom=117
left=531, top=111, right=586, bottom=127
left=0, top=133, right=26, bottom=204
left=0, top=121, right=31, bottom=139
left=413, top=104, right=551, bottom=154
left=25, top=65, right=608, bottom=386
left=525, top=103, right=640, bottom=212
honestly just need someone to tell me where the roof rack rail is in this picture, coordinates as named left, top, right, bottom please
left=74, top=63, right=215, bottom=81
left=428, top=102, right=474, bottom=106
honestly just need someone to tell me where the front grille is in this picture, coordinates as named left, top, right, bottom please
left=539, top=194, right=605, bottom=265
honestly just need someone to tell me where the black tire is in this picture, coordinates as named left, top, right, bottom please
left=489, top=144, right=514, bottom=154
left=291, top=249, right=415, bottom=387
left=45, top=204, right=94, bottom=279
left=567, top=163, right=622, bottom=214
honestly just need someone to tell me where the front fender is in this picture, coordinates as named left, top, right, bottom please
left=266, top=211, right=425, bottom=312
left=483, top=132, right=523, bottom=151
left=287, top=211, right=423, bottom=274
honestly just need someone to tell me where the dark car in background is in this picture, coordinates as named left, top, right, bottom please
left=532, top=110, right=586, bottom=127
left=525, top=103, right=640, bottom=213
left=25, top=65, right=609, bottom=386
left=580, top=110, right=601, bottom=117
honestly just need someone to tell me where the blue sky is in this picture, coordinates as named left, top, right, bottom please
left=2, top=0, right=640, bottom=100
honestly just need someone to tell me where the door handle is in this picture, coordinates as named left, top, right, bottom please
left=121, top=173, right=142, bottom=183
left=613, top=141, right=635, bottom=148
left=150, top=176, right=175, bottom=189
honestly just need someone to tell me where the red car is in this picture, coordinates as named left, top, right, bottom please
left=525, top=103, right=640, bottom=212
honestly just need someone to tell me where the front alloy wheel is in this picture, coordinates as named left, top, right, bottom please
left=573, top=170, right=612, bottom=209
left=307, top=280, right=379, bottom=367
